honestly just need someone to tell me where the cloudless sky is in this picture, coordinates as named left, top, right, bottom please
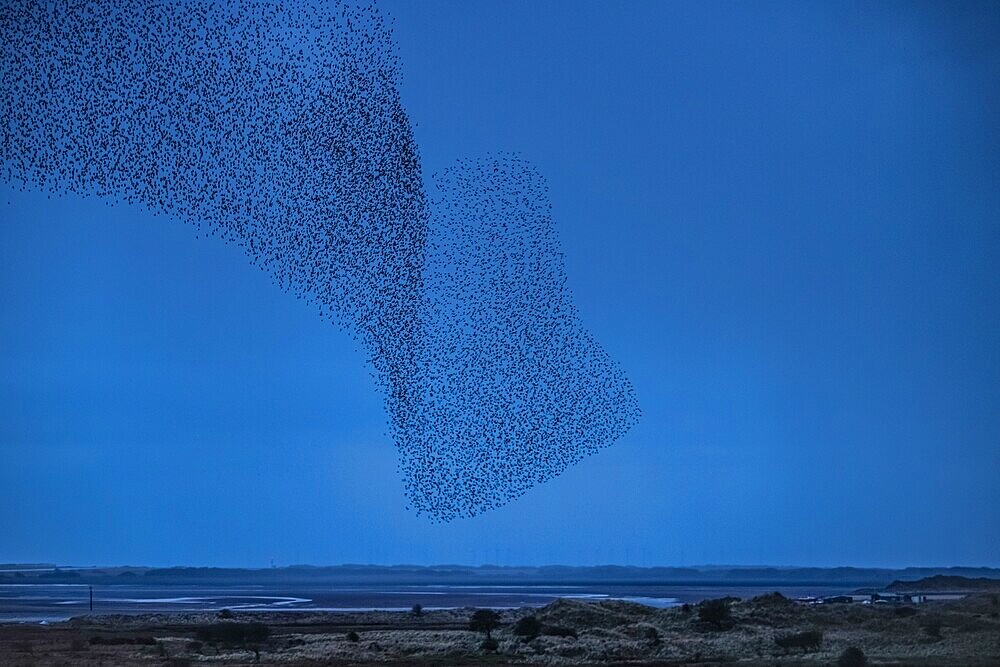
left=2, top=0, right=999, bottom=568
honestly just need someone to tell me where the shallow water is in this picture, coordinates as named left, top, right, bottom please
left=0, top=583, right=854, bottom=623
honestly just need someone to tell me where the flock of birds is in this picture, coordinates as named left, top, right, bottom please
left=1, top=0, right=639, bottom=520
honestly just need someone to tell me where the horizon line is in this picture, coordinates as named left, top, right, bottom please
left=3, top=562, right=999, bottom=572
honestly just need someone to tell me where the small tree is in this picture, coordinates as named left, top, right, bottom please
left=346, top=631, right=360, bottom=642
left=411, top=603, right=423, bottom=617
left=194, top=623, right=269, bottom=663
left=469, top=609, right=501, bottom=640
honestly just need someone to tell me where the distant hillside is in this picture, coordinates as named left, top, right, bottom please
left=887, top=575, right=1000, bottom=592
left=2, top=563, right=999, bottom=587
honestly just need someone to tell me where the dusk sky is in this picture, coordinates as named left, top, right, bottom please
left=2, top=0, right=998, bottom=568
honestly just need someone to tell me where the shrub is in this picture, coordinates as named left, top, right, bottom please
left=774, top=630, right=823, bottom=652
left=194, top=622, right=270, bottom=645
left=750, top=591, right=790, bottom=606
left=542, top=625, right=577, bottom=638
left=698, top=598, right=732, bottom=628
left=838, top=646, right=868, bottom=667
left=513, top=615, right=542, bottom=639
left=89, top=636, right=156, bottom=646
left=480, top=637, right=499, bottom=652
left=957, top=617, right=992, bottom=633
left=411, top=603, right=423, bottom=616
left=218, top=608, right=234, bottom=619
left=642, top=626, right=661, bottom=644
left=680, top=603, right=692, bottom=614
left=346, top=631, right=360, bottom=642
left=469, top=609, right=501, bottom=640
left=894, top=605, right=918, bottom=617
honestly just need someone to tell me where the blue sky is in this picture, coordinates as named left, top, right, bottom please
left=2, top=0, right=999, bottom=567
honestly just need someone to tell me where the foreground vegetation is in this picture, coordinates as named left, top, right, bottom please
left=1, top=593, right=999, bottom=665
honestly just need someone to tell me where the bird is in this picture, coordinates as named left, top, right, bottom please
left=0, top=0, right=639, bottom=522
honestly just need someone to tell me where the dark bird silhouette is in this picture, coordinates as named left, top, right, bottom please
left=0, top=0, right=639, bottom=521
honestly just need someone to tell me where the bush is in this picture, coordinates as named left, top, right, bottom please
left=957, top=617, right=993, bottom=633
left=480, top=637, right=499, bottom=652
left=411, top=603, right=423, bottom=616
left=774, top=630, right=823, bottom=652
left=346, top=631, right=360, bottom=642
left=469, top=609, right=501, bottom=639
left=194, top=623, right=270, bottom=645
left=698, top=598, right=732, bottom=628
left=89, top=636, right=156, bottom=646
left=218, top=608, right=234, bottom=619
left=542, top=625, right=577, bottom=638
left=642, top=625, right=661, bottom=644
left=894, top=605, right=918, bottom=617
left=838, top=646, right=868, bottom=667
left=680, top=603, right=692, bottom=614
left=513, top=615, right=542, bottom=639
